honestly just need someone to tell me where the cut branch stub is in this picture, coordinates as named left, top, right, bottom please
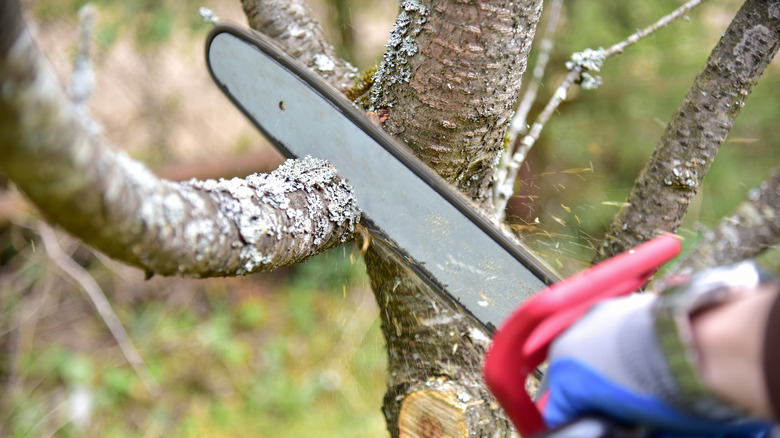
left=398, top=380, right=521, bottom=438
left=398, top=386, right=469, bottom=438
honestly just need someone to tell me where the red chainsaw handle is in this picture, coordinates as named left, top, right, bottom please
left=483, top=234, right=682, bottom=437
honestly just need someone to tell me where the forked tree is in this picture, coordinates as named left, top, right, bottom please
left=1, top=0, right=779, bottom=436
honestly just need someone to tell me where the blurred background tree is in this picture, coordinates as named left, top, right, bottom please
left=1, top=0, right=778, bottom=436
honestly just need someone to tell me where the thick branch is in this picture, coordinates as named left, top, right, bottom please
left=364, top=0, right=543, bottom=435
left=0, top=2, right=359, bottom=278
left=597, top=0, right=780, bottom=260
left=678, top=167, right=780, bottom=271
left=370, top=0, right=543, bottom=203
left=240, top=0, right=356, bottom=92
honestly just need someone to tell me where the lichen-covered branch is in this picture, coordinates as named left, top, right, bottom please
left=240, top=0, right=357, bottom=92
left=597, top=0, right=780, bottom=261
left=678, top=167, right=780, bottom=271
left=508, top=0, right=564, bottom=142
left=0, top=1, right=359, bottom=278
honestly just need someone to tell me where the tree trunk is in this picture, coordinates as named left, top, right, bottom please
left=365, top=240, right=509, bottom=437
left=364, top=0, right=542, bottom=435
left=370, top=0, right=541, bottom=204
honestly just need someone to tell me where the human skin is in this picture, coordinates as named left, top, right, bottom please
left=691, top=284, right=778, bottom=420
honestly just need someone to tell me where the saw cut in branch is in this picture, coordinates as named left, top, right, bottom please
left=240, top=0, right=357, bottom=92
left=362, top=1, right=543, bottom=435
left=0, top=2, right=360, bottom=278
left=597, top=0, right=780, bottom=261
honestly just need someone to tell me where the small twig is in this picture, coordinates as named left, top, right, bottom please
left=493, top=0, right=563, bottom=217
left=602, top=0, right=705, bottom=59
left=68, top=3, right=100, bottom=137
left=5, top=275, right=53, bottom=396
left=493, top=0, right=706, bottom=219
left=37, top=223, right=160, bottom=397
left=508, top=0, right=564, bottom=143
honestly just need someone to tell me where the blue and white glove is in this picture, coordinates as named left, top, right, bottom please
left=541, top=293, right=772, bottom=437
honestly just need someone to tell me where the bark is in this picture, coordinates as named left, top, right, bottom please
left=240, top=0, right=357, bottom=92
left=370, top=0, right=541, bottom=204
left=597, top=0, right=780, bottom=261
left=0, top=1, right=360, bottom=278
left=678, top=167, right=780, bottom=271
left=365, top=240, right=511, bottom=437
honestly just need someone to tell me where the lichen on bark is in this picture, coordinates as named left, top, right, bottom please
left=240, top=0, right=357, bottom=91
left=0, top=4, right=360, bottom=278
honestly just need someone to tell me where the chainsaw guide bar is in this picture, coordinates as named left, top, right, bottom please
left=206, top=25, right=559, bottom=332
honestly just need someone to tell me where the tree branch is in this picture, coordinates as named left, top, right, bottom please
left=240, top=0, right=357, bottom=92
left=597, top=0, right=780, bottom=261
left=493, top=0, right=563, bottom=217
left=678, top=166, right=780, bottom=271
left=0, top=2, right=360, bottom=278
left=370, top=0, right=543, bottom=204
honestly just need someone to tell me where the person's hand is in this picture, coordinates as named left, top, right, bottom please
left=539, top=293, right=772, bottom=437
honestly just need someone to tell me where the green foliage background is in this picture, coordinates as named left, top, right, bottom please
left=2, top=0, right=779, bottom=436
left=518, top=0, right=780, bottom=271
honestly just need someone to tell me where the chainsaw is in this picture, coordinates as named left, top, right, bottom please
left=205, top=24, right=682, bottom=437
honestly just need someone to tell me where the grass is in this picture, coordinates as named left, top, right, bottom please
left=0, top=221, right=388, bottom=437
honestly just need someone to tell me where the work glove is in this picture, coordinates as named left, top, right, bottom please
left=540, top=292, right=773, bottom=437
